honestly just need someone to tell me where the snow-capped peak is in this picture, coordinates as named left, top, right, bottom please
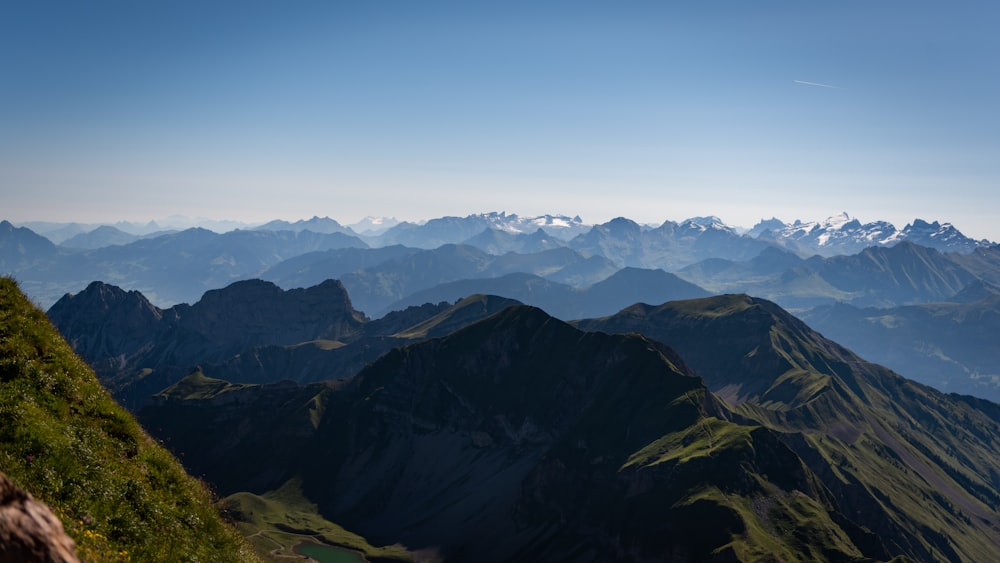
left=680, top=216, right=736, bottom=234
left=753, top=212, right=988, bottom=256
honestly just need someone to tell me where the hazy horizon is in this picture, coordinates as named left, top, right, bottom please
left=4, top=2, right=999, bottom=240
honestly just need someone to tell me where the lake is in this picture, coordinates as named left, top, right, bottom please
left=294, top=542, right=366, bottom=563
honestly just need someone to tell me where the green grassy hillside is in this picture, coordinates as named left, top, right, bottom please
left=0, top=278, right=258, bottom=562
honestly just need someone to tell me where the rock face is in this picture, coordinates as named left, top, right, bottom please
left=0, top=472, right=79, bottom=563
left=46, top=281, right=163, bottom=374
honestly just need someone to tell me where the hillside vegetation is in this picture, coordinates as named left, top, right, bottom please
left=0, top=277, right=257, bottom=562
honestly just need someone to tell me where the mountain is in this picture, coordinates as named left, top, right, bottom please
left=568, top=217, right=645, bottom=266
left=747, top=217, right=786, bottom=238
left=47, top=279, right=366, bottom=406
left=11, top=227, right=368, bottom=308
left=900, top=219, right=989, bottom=253
left=947, top=244, right=1000, bottom=287
left=801, top=242, right=976, bottom=306
left=60, top=225, right=140, bottom=249
left=799, top=294, right=1000, bottom=402
left=579, top=266, right=711, bottom=314
left=567, top=216, right=774, bottom=270
left=754, top=212, right=900, bottom=256
left=677, top=246, right=806, bottom=290
left=259, top=245, right=422, bottom=290
left=0, top=278, right=257, bottom=561
left=460, top=227, right=568, bottom=255
left=16, top=221, right=94, bottom=244
left=384, top=273, right=573, bottom=318
left=0, top=220, right=59, bottom=270
left=336, top=244, right=617, bottom=316
left=385, top=267, right=709, bottom=320
left=253, top=215, right=357, bottom=235
left=477, top=246, right=618, bottom=287
left=753, top=212, right=990, bottom=256
left=47, top=280, right=521, bottom=407
left=8, top=213, right=995, bottom=311
left=261, top=244, right=616, bottom=317
left=372, top=212, right=588, bottom=248
left=574, top=294, right=1000, bottom=561
left=139, top=305, right=888, bottom=561
left=346, top=216, right=401, bottom=235
left=678, top=241, right=979, bottom=309
left=187, top=294, right=523, bottom=395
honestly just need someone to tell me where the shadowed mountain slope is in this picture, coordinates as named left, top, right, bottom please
left=47, top=280, right=520, bottom=408
left=47, top=279, right=365, bottom=406
left=141, top=305, right=890, bottom=562
left=575, top=294, right=1000, bottom=561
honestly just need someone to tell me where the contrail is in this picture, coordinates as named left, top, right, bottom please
left=794, top=79, right=843, bottom=89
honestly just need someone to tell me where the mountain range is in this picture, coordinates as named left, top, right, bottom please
left=48, top=235, right=1000, bottom=406
left=678, top=241, right=996, bottom=309
left=15, top=210, right=1000, bottom=561
left=47, top=279, right=528, bottom=408
left=13, top=210, right=1000, bottom=404
left=5, top=211, right=994, bottom=309
left=128, top=292, right=1000, bottom=562
left=751, top=212, right=991, bottom=256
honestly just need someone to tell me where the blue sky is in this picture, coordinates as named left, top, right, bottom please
left=3, top=1, right=999, bottom=239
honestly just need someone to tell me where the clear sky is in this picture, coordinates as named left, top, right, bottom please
left=2, top=1, right=999, bottom=240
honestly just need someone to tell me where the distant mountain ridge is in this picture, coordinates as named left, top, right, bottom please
left=753, top=212, right=991, bottom=256
left=5, top=211, right=996, bottom=310
left=678, top=240, right=996, bottom=309
left=3, top=226, right=368, bottom=307
left=800, top=293, right=1000, bottom=402
left=15, top=211, right=995, bottom=254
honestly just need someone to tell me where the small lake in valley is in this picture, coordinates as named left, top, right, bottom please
left=293, top=542, right=366, bottom=563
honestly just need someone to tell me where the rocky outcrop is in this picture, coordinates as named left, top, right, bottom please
left=46, top=281, right=163, bottom=372
left=0, top=472, right=79, bottom=563
left=48, top=279, right=368, bottom=404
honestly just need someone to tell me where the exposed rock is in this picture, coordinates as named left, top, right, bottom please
left=0, top=472, right=79, bottom=563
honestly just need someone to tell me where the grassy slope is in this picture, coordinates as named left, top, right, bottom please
left=0, top=278, right=258, bottom=562
left=220, top=478, right=413, bottom=563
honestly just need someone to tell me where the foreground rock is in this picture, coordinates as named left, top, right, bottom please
left=0, top=472, right=79, bottom=563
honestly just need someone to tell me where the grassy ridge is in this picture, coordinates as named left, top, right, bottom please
left=0, top=278, right=257, bottom=562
